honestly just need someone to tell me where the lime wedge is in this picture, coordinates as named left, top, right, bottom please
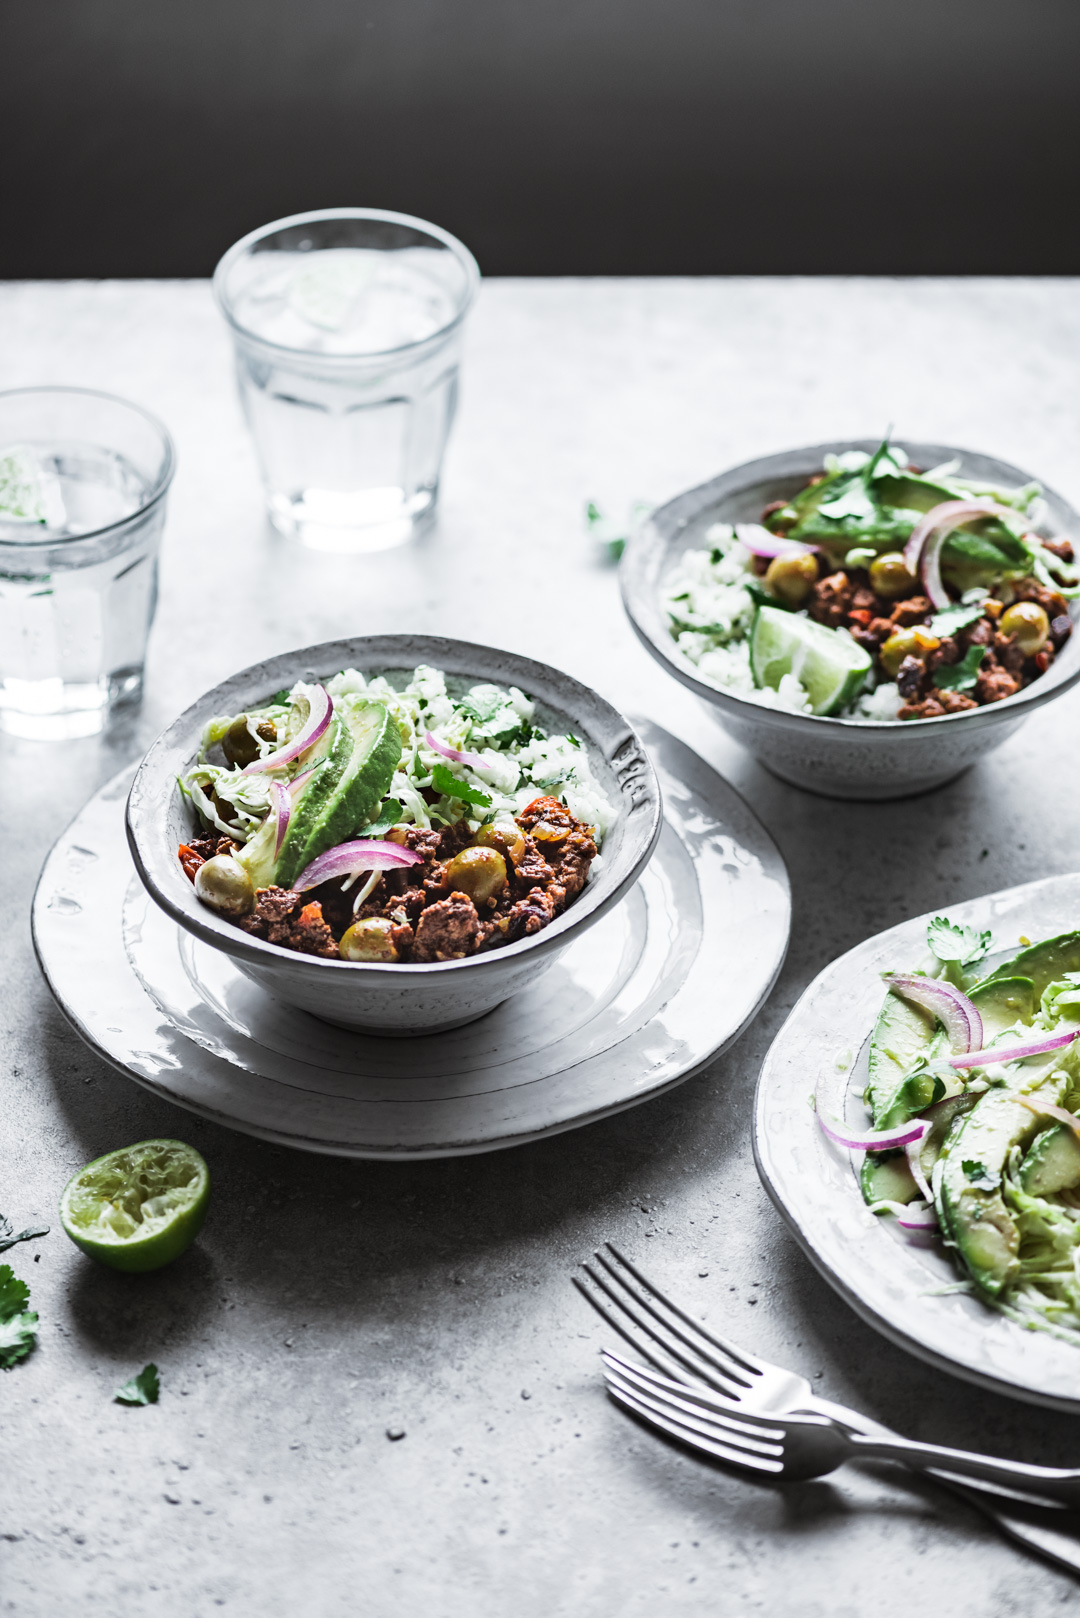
left=60, top=1140, right=209, bottom=1273
left=749, top=605, right=872, bottom=716
left=288, top=250, right=378, bottom=331
left=0, top=444, right=59, bottom=525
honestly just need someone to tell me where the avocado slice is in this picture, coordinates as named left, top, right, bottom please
left=970, top=975, right=1036, bottom=1038
left=861, top=1151, right=919, bottom=1207
left=235, top=711, right=351, bottom=890
left=936, top=1081, right=1064, bottom=1296
left=274, top=697, right=401, bottom=888
left=867, top=991, right=939, bottom=1127
left=1018, top=1124, right=1080, bottom=1198
left=976, top=934, right=1080, bottom=1004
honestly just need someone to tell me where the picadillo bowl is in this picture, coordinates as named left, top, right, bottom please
left=621, top=440, right=1080, bottom=800
left=127, top=634, right=662, bottom=1034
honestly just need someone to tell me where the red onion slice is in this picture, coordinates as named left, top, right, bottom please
left=270, top=781, right=291, bottom=856
left=425, top=730, right=485, bottom=770
left=944, top=1028, right=1080, bottom=1068
left=895, top=1204, right=939, bottom=1231
left=818, top=1115, right=931, bottom=1152
left=905, top=1137, right=934, bottom=1202
left=293, top=838, right=423, bottom=893
left=883, top=973, right=982, bottom=1055
left=288, top=767, right=316, bottom=798
left=242, top=685, right=333, bottom=775
left=1013, top=1096, right=1080, bottom=1137
left=734, top=523, right=816, bottom=559
left=902, top=500, right=1023, bottom=613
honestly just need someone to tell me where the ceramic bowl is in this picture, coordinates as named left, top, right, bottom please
left=621, top=440, right=1080, bottom=800
left=126, top=635, right=662, bottom=1034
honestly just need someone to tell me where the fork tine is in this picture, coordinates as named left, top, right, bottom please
left=601, top=1351, right=785, bottom=1439
left=572, top=1275, right=694, bottom=1382
left=605, top=1379, right=782, bottom=1475
left=604, top=1241, right=770, bottom=1380
left=579, top=1260, right=748, bottom=1394
left=602, top=1357, right=784, bottom=1456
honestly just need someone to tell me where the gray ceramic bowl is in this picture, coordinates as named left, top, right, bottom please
left=126, top=635, right=662, bottom=1034
left=621, top=440, right=1080, bottom=799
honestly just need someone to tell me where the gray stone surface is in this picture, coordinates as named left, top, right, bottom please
left=4, top=277, right=1080, bottom=1616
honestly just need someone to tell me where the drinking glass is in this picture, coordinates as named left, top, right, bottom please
left=213, top=208, right=480, bottom=553
left=0, top=387, right=175, bottom=740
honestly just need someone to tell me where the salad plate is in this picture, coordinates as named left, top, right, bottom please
left=33, top=720, right=790, bottom=1158
left=755, top=873, right=1080, bottom=1411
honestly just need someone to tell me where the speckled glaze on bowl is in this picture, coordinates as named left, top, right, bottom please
left=126, top=635, right=662, bottom=1034
left=621, top=440, right=1080, bottom=800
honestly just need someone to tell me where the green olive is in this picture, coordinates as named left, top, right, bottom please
left=193, top=854, right=255, bottom=916
left=339, top=917, right=399, bottom=962
left=764, top=551, right=819, bottom=607
left=222, top=715, right=277, bottom=768
left=444, top=846, right=507, bottom=907
left=879, top=628, right=939, bottom=679
left=1000, top=601, right=1050, bottom=656
left=475, top=819, right=526, bottom=864
left=869, top=552, right=919, bottom=600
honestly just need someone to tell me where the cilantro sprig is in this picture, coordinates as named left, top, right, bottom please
left=962, top=1160, right=1001, bottom=1192
left=927, top=916, right=992, bottom=967
left=115, top=1363, right=160, bottom=1406
left=0, top=1213, right=49, bottom=1255
left=0, top=1265, right=38, bottom=1369
left=431, top=763, right=492, bottom=809
left=933, top=645, right=986, bottom=694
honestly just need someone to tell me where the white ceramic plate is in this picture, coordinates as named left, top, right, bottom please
left=33, top=720, right=791, bottom=1159
left=754, top=873, right=1080, bottom=1410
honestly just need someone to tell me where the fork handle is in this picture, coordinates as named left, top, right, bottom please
left=839, top=1430, right=1080, bottom=1507
left=807, top=1395, right=1080, bottom=1577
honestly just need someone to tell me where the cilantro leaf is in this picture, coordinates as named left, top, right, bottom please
left=584, top=498, right=651, bottom=564
left=0, top=1214, right=49, bottom=1255
left=431, top=763, right=492, bottom=808
left=928, top=601, right=988, bottom=638
left=962, top=1159, right=1001, bottom=1192
left=115, top=1363, right=160, bottom=1406
left=927, top=915, right=992, bottom=966
left=933, top=645, right=986, bottom=693
left=0, top=1264, right=38, bottom=1369
left=358, top=799, right=402, bottom=839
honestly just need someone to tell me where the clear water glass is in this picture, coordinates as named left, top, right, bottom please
left=214, top=208, right=480, bottom=553
left=0, top=388, right=175, bottom=740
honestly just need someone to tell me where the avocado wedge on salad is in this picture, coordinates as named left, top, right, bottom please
left=823, top=915, right=1080, bottom=1339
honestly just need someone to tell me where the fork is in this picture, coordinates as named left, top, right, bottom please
left=573, top=1242, right=1080, bottom=1575
left=601, top=1349, right=1080, bottom=1508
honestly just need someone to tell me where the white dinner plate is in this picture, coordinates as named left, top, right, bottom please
left=754, top=873, right=1080, bottom=1410
left=33, top=720, right=791, bottom=1159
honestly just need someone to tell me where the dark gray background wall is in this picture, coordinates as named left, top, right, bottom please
left=6, top=0, right=1079, bottom=278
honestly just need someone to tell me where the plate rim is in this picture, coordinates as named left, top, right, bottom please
left=753, top=871, right=1080, bottom=1411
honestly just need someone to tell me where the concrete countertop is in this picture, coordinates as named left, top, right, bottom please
left=4, top=277, right=1080, bottom=1617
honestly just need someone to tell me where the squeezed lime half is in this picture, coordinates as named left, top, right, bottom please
left=60, top=1140, right=210, bottom=1273
left=749, top=604, right=872, bottom=716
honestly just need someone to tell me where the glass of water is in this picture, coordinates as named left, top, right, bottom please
left=0, top=387, right=175, bottom=740
left=214, top=208, right=480, bottom=553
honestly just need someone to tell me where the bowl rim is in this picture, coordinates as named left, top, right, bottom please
left=126, top=634, right=663, bottom=979
left=621, top=437, right=1080, bottom=737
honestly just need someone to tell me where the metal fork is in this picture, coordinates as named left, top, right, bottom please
left=601, top=1349, right=1080, bottom=1508
left=573, top=1242, right=1080, bottom=1575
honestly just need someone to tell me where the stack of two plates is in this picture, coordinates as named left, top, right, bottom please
left=33, top=719, right=791, bottom=1160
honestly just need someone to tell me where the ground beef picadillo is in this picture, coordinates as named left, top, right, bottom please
left=755, top=504, right=1073, bottom=719
left=178, top=796, right=598, bottom=964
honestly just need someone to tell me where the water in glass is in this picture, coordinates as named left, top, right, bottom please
left=0, top=442, right=161, bottom=738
